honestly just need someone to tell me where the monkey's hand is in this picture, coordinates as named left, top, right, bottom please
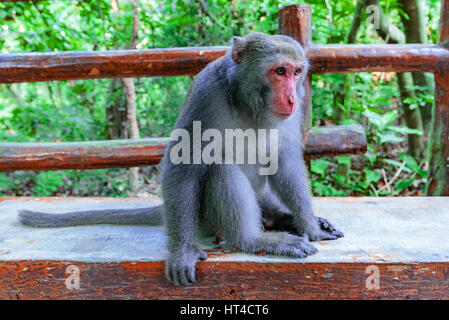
left=165, top=246, right=207, bottom=286
left=307, top=217, right=344, bottom=241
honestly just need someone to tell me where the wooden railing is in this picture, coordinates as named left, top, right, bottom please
left=1, top=44, right=448, bottom=83
left=0, top=1, right=448, bottom=195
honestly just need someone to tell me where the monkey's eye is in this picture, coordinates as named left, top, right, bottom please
left=294, top=68, right=302, bottom=76
left=275, top=67, right=285, bottom=76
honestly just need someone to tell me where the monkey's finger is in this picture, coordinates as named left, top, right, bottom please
left=320, top=231, right=338, bottom=240
left=333, top=229, right=344, bottom=238
left=198, top=250, right=208, bottom=260
left=170, top=268, right=182, bottom=286
left=289, top=247, right=309, bottom=258
left=300, top=243, right=318, bottom=256
left=172, top=269, right=182, bottom=286
left=186, top=265, right=196, bottom=283
left=177, top=268, right=192, bottom=287
left=165, top=263, right=174, bottom=282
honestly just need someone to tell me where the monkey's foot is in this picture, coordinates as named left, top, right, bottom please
left=308, top=217, right=344, bottom=241
left=247, top=232, right=318, bottom=259
left=165, top=246, right=207, bottom=286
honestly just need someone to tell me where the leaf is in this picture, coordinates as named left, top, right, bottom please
left=311, top=158, right=330, bottom=176
left=337, top=156, right=351, bottom=165
left=363, top=109, right=397, bottom=130
left=357, top=181, right=369, bottom=190
left=398, top=153, right=427, bottom=177
left=364, top=151, right=377, bottom=165
left=0, top=173, right=14, bottom=190
left=395, top=178, right=415, bottom=191
left=311, top=179, right=346, bottom=196
left=409, top=103, right=419, bottom=110
left=388, top=126, right=423, bottom=135
left=341, top=119, right=360, bottom=125
left=364, top=169, right=381, bottom=184
left=33, top=171, right=64, bottom=196
left=382, top=159, right=412, bottom=173
left=379, top=132, right=404, bottom=144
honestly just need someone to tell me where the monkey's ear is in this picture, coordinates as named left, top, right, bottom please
left=231, top=36, right=246, bottom=64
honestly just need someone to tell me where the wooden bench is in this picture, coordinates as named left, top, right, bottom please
left=0, top=1, right=449, bottom=299
left=1, top=196, right=448, bottom=299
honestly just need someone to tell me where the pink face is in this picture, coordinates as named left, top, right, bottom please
left=267, top=61, right=304, bottom=120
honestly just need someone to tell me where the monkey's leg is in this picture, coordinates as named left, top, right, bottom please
left=260, top=194, right=297, bottom=233
left=261, top=194, right=343, bottom=237
left=163, top=174, right=207, bottom=286
left=202, top=165, right=317, bottom=258
left=269, top=154, right=344, bottom=241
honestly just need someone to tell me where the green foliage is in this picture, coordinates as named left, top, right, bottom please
left=0, top=173, right=15, bottom=196
left=32, top=171, right=65, bottom=196
left=0, top=0, right=438, bottom=197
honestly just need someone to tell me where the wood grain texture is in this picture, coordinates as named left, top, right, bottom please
left=0, top=46, right=228, bottom=83
left=1, top=196, right=448, bottom=299
left=427, top=1, right=449, bottom=195
left=303, top=125, right=367, bottom=159
left=0, top=125, right=366, bottom=171
left=440, top=0, right=449, bottom=46
left=428, top=72, right=449, bottom=195
left=307, top=44, right=449, bottom=73
left=1, top=45, right=448, bottom=84
left=279, top=4, right=312, bottom=140
left=0, top=260, right=448, bottom=299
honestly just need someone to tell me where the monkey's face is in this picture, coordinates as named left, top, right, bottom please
left=266, top=60, right=304, bottom=120
left=230, top=33, right=308, bottom=122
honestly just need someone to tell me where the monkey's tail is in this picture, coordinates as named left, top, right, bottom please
left=18, top=205, right=164, bottom=227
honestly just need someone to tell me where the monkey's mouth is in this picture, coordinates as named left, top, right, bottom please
left=270, top=109, right=293, bottom=119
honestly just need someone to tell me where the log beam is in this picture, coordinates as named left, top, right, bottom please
left=1, top=260, right=448, bottom=300
left=1, top=45, right=448, bottom=84
left=0, top=125, right=366, bottom=172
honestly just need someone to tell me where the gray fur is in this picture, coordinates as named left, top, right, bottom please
left=17, top=32, right=343, bottom=287
left=161, top=32, right=342, bottom=286
left=18, top=206, right=163, bottom=227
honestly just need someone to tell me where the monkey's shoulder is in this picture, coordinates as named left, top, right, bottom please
left=175, top=55, right=235, bottom=128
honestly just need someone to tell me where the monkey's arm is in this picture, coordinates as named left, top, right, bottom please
left=162, top=170, right=207, bottom=286
left=268, top=152, right=343, bottom=241
left=18, top=205, right=163, bottom=227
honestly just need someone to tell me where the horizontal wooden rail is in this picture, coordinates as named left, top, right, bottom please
left=1, top=44, right=448, bottom=83
left=0, top=47, right=228, bottom=83
left=0, top=125, right=366, bottom=171
left=307, top=44, right=449, bottom=74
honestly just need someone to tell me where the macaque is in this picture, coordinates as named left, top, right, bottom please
left=19, top=32, right=343, bottom=286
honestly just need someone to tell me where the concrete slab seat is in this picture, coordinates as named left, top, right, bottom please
left=0, top=196, right=448, bottom=299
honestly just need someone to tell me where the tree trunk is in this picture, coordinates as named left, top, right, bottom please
left=106, top=79, right=126, bottom=139
left=365, top=0, right=425, bottom=159
left=121, top=0, right=140, bottom=196
left=396, top=72, right=425, bottom=158
left=333, top=0, right=366, bottom=181
left=398, top=0, right=434, bottom=132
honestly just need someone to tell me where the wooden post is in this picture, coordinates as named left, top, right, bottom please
left=428, top=0, right=449, bottom=195
left=278, top=4, right=312, bottom=140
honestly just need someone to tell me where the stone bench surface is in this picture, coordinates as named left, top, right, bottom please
left=1, top=196, right=448, bottom=264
